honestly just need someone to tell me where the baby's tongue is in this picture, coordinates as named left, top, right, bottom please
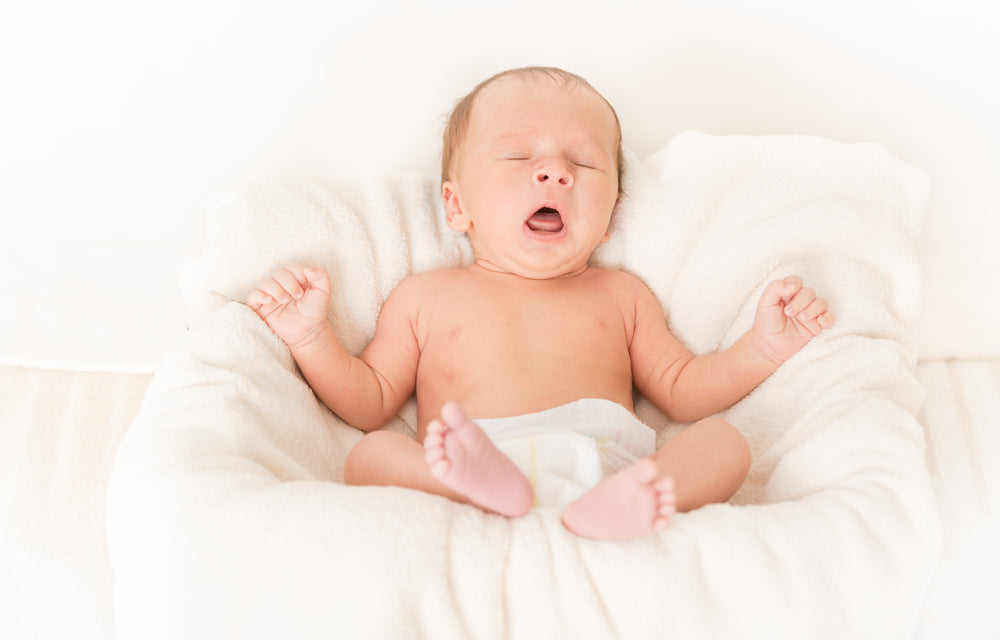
left=527, top=208, right=564, bottom=233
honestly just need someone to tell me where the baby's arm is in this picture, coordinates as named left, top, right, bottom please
left=630, top=275, right=834, bottom=423
left=247, top=265, right=421, bottom=431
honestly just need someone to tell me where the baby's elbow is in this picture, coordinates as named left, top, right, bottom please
left=656, top=387, right=711, bottom=424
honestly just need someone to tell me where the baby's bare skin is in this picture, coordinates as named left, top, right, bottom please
left=399, top=265, right=639, bottom=439
left=248, top=69, right=835, bottom=539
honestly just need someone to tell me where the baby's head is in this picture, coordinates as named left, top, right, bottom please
left=442, top=67, right=624, bottom=193
left=439, top=67, right=624, bottom=278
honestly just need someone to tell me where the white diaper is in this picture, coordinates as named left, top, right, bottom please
left=474, top=399, right=656, bottom=511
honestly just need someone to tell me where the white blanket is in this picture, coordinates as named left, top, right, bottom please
left=107, top=132, right=940, bottom=639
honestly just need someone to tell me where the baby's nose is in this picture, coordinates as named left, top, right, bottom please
left=533, top=161, right=574, bottom=187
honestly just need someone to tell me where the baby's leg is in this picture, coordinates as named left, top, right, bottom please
left=423, top=402, right=534, bottom=517
left=561, top=416, right=750, bottom=540
left=343, top=402, right=533, bottom=518
left=648, top=416, right=751, bottom=513
left=343, top=429, right=467, bottom=501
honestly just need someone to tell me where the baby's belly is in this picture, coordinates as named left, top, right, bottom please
left=415, top=347, right=634, bottom=437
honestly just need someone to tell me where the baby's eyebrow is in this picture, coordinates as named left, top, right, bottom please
left=491, top=131, right=531, bottom=147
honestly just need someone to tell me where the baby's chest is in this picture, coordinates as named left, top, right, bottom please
left=425, top=291, right=629, bottom=358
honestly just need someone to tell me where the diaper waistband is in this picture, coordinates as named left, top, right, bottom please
left=474, top=398, right=656, bottom=460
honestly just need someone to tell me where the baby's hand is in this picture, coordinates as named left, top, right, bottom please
left=750, top=275, right=835, bottom=364
left=247, top=265, right=332, bottom=350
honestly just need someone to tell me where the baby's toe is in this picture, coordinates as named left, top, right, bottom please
left=439, top=401, right=468, bottom=429
left=425, top=445, right=444, bottom=465
left=424, top=433, right=446, bottom=463
left=425, top=418, right=447, bottom=437
left=655, top=478, right=677, bottom=511
left=633, top=459, right=658, bottom=484
left=428, top=459, right=450, bottom=478
left=424, top=430, right=444, bottom=449
left=655, top=476, right=675, bottom=493
left=655, top=476, right=675, bottom=490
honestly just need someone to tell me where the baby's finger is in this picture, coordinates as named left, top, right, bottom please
left=303, top=266, right=330, bottom=288
left=760, top=277, right=800, bottom=309
left=246, top=289, right=271, bottom=310
left=297, top=266, right=332, bottom=301
left=817, top=311, right=836, bottom=330
left=284, top=263, right=310, bottom=285
left=782, top=274, right=803, bottom=286
left=255, top=277, right=289, bottom=304
left=796, top=298, right=828, bottom=335
left=784, top=286, right=816, bottom=317
left=797, top=296, right=827, bottom=322
left=271, top=267, right=305, bottom=300
left=780, top=275, right=803, bottom=299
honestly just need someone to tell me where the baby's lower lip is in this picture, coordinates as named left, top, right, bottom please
left=523, top=220, right=567, bottom=242
left=526, top=211, right=564, bottom=233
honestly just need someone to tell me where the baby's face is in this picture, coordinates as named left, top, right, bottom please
left=442, top=77, right=620, bottom=279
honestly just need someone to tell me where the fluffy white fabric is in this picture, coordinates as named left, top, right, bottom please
left=107, top=132, right=940, bottom=639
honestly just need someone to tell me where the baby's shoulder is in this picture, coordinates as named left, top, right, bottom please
left=394, top=268, right=468, bottom=291
left=385, top=268, right=467, bottom=304
left=377, top=270, right=457, bottom=327
left=586, top=266, right=652, bottom=294
left=586, top=267, right=663, bottom=312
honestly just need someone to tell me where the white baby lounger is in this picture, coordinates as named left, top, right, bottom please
left=106, top=133, right=939, bottom=639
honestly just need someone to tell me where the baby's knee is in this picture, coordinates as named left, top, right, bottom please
left=343, top=431, right=389, bottom=485
left=697, top=417, right=752, bottom=473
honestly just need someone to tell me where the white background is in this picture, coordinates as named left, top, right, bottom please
left=2, top=0, right=998, bottom=370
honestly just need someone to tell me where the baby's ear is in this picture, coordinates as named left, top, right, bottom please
left=442, top=181, right=472, bottom=232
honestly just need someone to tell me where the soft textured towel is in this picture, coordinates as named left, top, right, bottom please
left=479, top=398, right=656, bottom=510
left=108, top=133, right=940, bottom=639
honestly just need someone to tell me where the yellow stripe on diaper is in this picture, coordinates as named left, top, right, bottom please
left=529, top=436, right=538, bottom=508
left=596, top=436, right=614, bottom=476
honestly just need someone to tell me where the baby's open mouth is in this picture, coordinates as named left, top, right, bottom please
left=526, top=207, right=565, bottom=233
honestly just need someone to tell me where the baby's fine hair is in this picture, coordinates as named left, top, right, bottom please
left=441, top=66, right=625, bottom=193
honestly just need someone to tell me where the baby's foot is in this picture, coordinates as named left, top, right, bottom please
left=561, top=459, right=676, bottom=540
left=424, top=402, right=534, bottom=517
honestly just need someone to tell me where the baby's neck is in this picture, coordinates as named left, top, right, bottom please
left=468, top=259, right=592, bottom=281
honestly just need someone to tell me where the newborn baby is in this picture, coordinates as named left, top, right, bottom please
left=247, top=66, right=833, bottom=540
